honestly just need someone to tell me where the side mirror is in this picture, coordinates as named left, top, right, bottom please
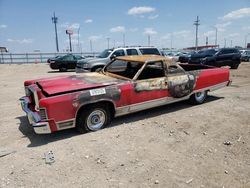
left=110, top=54, right=116, bottom=60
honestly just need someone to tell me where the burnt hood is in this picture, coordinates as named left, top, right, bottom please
left=36, top=72, right=119, bottom=96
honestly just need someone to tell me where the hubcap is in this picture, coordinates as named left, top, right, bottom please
left=86, top=110, right=106, bottom=131
left=195, top=92, right=205, bottom=102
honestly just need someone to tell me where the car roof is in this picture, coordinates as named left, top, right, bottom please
left=116, top=55, right=170, bottom=64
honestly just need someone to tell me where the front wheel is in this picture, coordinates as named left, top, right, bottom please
left=189, top=91, right=207, bottom=105
left=76, top=104, right=111, bottom=133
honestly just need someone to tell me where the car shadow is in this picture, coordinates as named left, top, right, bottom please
left=17, top=95, right=223, bottom=148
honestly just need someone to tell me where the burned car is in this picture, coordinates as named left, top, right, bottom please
left=20, top=55, right=231, bottom=134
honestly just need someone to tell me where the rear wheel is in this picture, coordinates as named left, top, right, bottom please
left=189, top=91, right=207, bottom=105
left=230, top=64, right=239, bottom=69
left=76, top=104, right=111, bottom=133
left=59, top=66, right=67, bottom=72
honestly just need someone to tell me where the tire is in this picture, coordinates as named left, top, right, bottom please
left=230, top=64, right=239, bottom=69
left=189, top=91, right=207, bottom=105
left=76, top=104, right=111, bottom=133
left=92, top=66, right=104, bottom=72
left=59, top=66, right=67, bottom=72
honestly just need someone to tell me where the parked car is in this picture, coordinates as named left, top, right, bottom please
left=76, top=46, right=161, bottom=72
left=48, top=54, right=85, bottom=72
left=20, top=55, right=230, bottom=134
left=47, top=55, right=61, bottom=63
left=179, top=51, right=196, bottom=63
left=161, top=51, right=185, bottom=62
left=240, top=50, right=250, bottom=62
left=189, top=48, right=241, bottom=69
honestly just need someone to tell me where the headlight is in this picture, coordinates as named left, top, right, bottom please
left=82, top=63, right=89, bottom=68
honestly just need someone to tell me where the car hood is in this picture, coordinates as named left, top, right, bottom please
left=78, top=57, right=107, bottom=64
left=36, top=72, right=120, bottom=96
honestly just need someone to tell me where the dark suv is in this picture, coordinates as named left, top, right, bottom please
left=189, top=48, right=241, bottom=69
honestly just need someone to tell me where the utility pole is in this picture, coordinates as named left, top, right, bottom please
left=90, top=40, right=93, bottom=52
left=224, top=38, right=227, bottom=47
left=206, top=36, right=208, bottom=46
left=148, top=35, right=151, bottom=46
left=194, top=16, right=200, bottom=51
left=230, top=40, right=233, bottom=47
left=52, top=12, right=59, bottom=52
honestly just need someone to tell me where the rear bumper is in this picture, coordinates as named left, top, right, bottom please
left=20, top=97, right=51, bottom=134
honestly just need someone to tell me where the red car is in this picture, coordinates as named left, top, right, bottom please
left=20, top=55, right=231, bottom=134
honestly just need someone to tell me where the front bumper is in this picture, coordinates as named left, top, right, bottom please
left=20, top=97, right=51, bottom=134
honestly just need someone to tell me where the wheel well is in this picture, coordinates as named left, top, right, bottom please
left=76, top=101, right=115, bottom=121
left=91, top=65, right=104, bottom=72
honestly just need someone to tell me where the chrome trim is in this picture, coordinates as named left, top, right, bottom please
left=28, top=86, right=40, bottom=111
left=33, top=122, right=51, bottom=134
left=56, top=119, right=75, bottom=130
left=115, top=81, right=229, bottom=117
left=20, top=97, right=41, bottom=123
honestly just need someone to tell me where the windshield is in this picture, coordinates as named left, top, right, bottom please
left=198, top=49, right=217, bottom=55
left=98, top=49, right=113, bottom=58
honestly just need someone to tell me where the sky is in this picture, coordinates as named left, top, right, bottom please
left=0, top=0, right=250, bottom=52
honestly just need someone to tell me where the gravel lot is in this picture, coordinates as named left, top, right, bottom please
left=0, top=62, right=250, bottom=188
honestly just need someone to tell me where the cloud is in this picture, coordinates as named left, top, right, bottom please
left=129, top=28, right=138, bottom=32
left=203, top=30, right=215, bottom=37
left=227, top=33, right=240, bottom=38
left=221, top=7, right=250, bottom=20
left=7, top=38, right=33, bottom=44
left=85, top=19, right=93, bottom=23
left=110, top=26, right=125, bottom=33
left=162, top=33, right=171, bottom=40
left=215, top=21, right=231, bottom=32
left=242, top=26, right=250, bottom=31
left=173, top=30, right=191, bottom=38
left=148, top=14, right=159, bottom=20
left=128, top=6, right=155, bottom=15
left=60, top=22, right=80, bottom=29
left=143, top=28, right=157, bottom=35
left=0, top=24, right=7, bottom=28
left=88, top=35, right=102, bottom=41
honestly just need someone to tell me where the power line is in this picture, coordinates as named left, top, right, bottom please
left=51, top=12, right=59, bottom=52
left=194, top=16, right=200, bottom=51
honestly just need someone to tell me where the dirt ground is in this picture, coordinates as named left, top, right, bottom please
left=0, top=62, right=249, bottom=188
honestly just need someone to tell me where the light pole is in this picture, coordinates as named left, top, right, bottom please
left=224, top=38, right=227, bottom=48
left=123, top=33, right=125, bottom=47
left=51, top=12, right=59, bottom=52
left=106, top=37, right=110, bottom=49
left=148, top=35, right=151, bottom=46
left=244, top=33, right=250, bottom=48
left=77, top=27, right=80, bottom=52
left=66, top=29, right=73, bottom=52
left=90, top=40, right=93, bottom=52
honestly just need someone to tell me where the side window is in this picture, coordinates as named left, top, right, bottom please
left=113, top=50, right=125, bottom=57
left=168, top=65, right=185, bottom=74
left=137, top=61, right=165, bottom=80
left=139, top=48, right=161, bottom=55
left=126, top=49, right=138, bottom=55
left=64, top=55, right=74, bottom=61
